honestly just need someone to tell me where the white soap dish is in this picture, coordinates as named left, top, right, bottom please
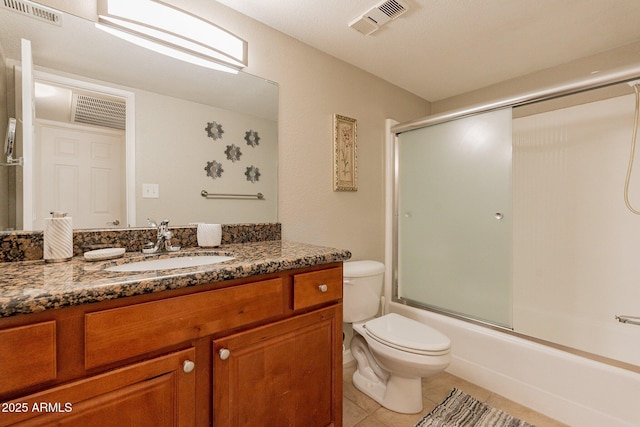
left=84, top=248, right=125, bottom=261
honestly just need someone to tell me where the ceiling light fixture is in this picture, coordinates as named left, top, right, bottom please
left=96, top=0, right=247, bottom=74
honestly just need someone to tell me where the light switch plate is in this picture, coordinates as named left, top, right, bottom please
left=142, top=183, right=159, bottom=198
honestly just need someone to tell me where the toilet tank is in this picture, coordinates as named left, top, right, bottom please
left=343, top=260, right=385, bottom=323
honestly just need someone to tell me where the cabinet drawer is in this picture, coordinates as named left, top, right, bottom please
left=293, top=267, right=342, bottom=311
left=0, top=321, right=56, bottom=395
left=85, top=278, right=284, bottom=369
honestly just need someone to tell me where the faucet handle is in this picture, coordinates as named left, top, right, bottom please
left=160, top=219, right=170, bottom=227
left=147, top=218, right=158, bottom=228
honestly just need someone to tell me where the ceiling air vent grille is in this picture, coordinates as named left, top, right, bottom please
left=377, top=0, right=407, bottom=20
left=1, top=0, right=62, bottom=25
left=349, top=0, right=409, bottom=36
left=71, top=94, right=126, bottom=130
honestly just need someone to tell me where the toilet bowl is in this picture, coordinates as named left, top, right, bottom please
left=343, top=261, right=451, bottom=414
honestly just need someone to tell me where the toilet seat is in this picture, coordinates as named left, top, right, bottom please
left=364, top=313, right=451, bottom=356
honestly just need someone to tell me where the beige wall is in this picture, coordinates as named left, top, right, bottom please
left=170, top=0, right=430, bottom=262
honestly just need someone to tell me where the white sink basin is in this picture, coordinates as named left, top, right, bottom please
left=105, top=255, right=235, bottom=272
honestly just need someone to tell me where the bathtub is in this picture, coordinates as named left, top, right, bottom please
left=388, top=301, right=640, bottom=427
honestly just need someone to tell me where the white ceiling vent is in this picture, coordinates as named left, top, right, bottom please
left=349, top=16, right=379, bottom=36
left=1, top=0, right=62, bottom=26
left=71, top=94, right=126, bottom=130
left=349, top=0, right=409, bottom=35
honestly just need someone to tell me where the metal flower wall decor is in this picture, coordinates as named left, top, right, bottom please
left=205, top=121, right=224, bottom=140
left=244, top=130, right=260, bottom=147
left=245, top=165, right=260, bottom=183
left=225, top=144, right=242, bottom=162
left=204, top=160, right=224, bottom=179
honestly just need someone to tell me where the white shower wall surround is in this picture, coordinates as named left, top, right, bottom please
left=512, top=93, right=640, bottom=367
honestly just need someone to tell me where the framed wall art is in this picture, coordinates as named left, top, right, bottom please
left=333, top=114, right=358, bottom=191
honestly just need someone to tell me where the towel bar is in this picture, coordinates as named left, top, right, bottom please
left=201, top=190, right=264, bottom=200
left=615, top=315, right=640, bottom=326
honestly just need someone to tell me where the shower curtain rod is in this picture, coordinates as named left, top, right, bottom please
left=391, top=63, right=640, bottom=134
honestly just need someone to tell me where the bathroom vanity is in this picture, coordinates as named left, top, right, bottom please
left=0, top=240, right=350, bottom=426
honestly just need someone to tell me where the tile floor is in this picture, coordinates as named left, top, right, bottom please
left=343, top=364, right=568, bottom=427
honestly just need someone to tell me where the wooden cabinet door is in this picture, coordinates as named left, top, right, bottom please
left=1, top=348, right=196, bottom=427
left=0, top=321, right=56, bottom=396
left=213, top=305, right=342, bottom=427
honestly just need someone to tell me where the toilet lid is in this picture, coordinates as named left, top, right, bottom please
left=364, top=313, right=451, bottom=355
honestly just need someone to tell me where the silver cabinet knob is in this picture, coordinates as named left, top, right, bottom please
left=318, top=284, right=328, bottom=293
left=183, top=360, right=195, bottom=373
left=219, top=348, right=231, bottom=360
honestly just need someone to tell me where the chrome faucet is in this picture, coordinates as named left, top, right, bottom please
left=143, top=218, right=181, bottom=254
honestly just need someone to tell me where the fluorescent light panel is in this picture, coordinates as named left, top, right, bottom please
left=96, top=0, right=247, bottom=72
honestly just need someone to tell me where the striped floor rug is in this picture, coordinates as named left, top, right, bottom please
left=414, top=388, right=535, bottom=427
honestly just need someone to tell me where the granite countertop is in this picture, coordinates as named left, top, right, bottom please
left=0, top=241, right=351, bottom=318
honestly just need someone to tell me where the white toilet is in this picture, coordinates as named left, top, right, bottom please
left=343, top=260, right=451, bottom=414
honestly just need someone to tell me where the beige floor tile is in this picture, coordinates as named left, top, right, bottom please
left=343, top=397, right=370, bottom=427
left=419, top=396, right=438, bottom=416
left=423, top=371, right=492, bottom=402
left=369, top=406, right=425, bottom=426
left=344, top=378, right=382, bottom=414
left=353, top=415, right=389, bottom=427
left=344, top=365, right=567, bottom=427
left=486, top=393, right=569, bottom=427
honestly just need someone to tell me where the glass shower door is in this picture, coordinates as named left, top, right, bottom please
left=396, top=108, right=513, bottom=327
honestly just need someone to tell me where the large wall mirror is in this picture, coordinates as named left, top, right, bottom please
left=0, top=2, right=278, bottom=231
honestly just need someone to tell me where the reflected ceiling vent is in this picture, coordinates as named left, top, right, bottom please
left=1, top=0, right=62, bottom=26
left=71, top=93, right=126, bottom=130
left=349, top=0, right=409, bottom=36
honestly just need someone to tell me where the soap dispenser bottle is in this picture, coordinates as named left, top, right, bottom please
left=43, top=211, right=73, bottom=262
